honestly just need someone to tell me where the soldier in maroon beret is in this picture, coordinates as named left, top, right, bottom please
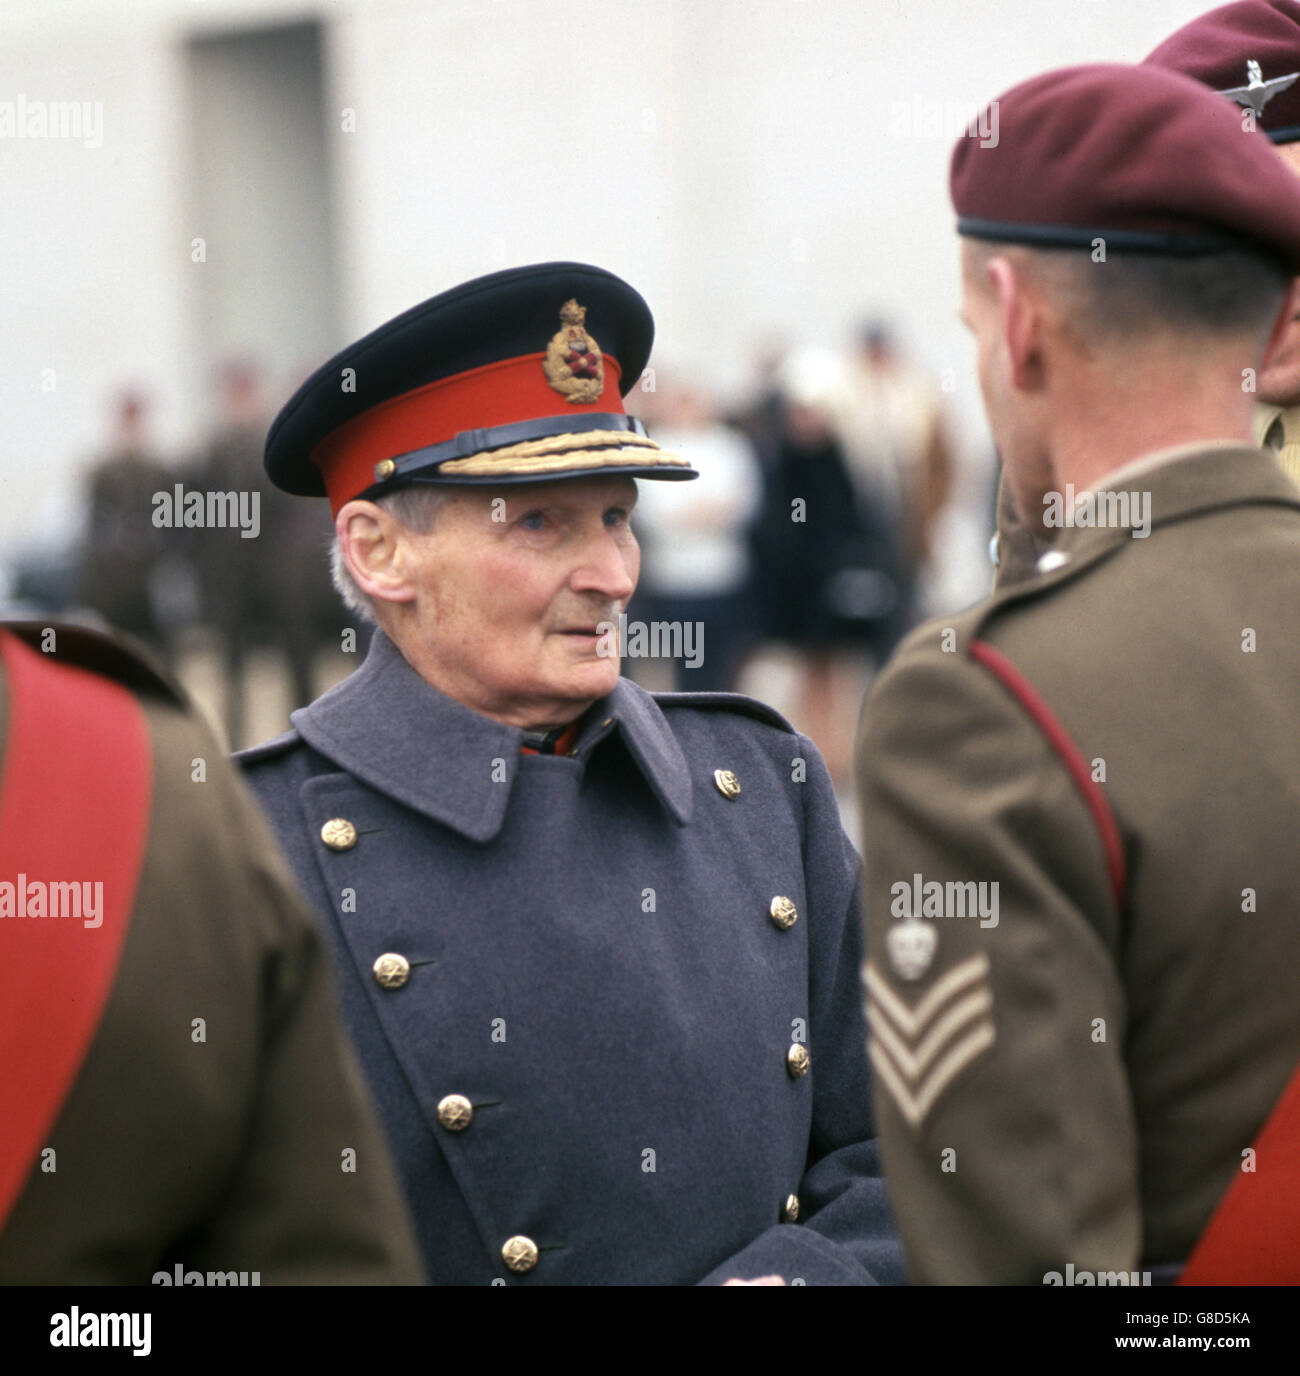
left=857, top=62, right=1300, bottom=1283
left=1146, top=1, right=1300, bottom=486
left=994, top=2, right=1300, bottom=586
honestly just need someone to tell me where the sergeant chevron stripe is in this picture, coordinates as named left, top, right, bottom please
left=866, top=953, right=995, bottom=1128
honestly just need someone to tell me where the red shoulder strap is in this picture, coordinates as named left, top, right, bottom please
left=0, top=629, right=152, bottom=1231
left=1179, top=1061, right=1300, bottom=1284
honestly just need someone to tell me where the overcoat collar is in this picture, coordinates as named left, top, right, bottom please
left=291, top=630, right=693, bottom=841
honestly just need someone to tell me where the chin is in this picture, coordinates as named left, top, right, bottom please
left=531, top=659, right=621, bottom=707
left=565, top=659, right=622, bottom=700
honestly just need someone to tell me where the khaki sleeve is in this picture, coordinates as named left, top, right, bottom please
left=0, top=683, right=425, bottom=1284
left=854, top=634, right=1139, bottom=1283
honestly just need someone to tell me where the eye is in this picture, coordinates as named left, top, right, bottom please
left=519, top=510, right=546, bottom=531
left=603, top=506, right=630, bottom=527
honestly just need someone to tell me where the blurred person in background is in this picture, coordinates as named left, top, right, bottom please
left=78, top=389, right=175, bottom=660
left=627, top=377, right=763, bottom=691
left=190, top=358, right=338, bottom=747
left=836, top=321, right=954, bottom=627
left=732, top=340, right=788, bottom=463
left=750, top=348, right=899, bottom=783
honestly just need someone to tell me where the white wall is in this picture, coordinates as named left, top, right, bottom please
left=0, top=0, right=1226, bottom=565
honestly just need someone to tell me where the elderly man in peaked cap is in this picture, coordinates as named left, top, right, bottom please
left=238, top=261, right=903, bottom=1285
left=994, top=0, right=1300, bottom=587
left=856, top=64, right=1300, bottom=1283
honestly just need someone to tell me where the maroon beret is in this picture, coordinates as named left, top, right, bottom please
left=949, top=62, right=1300, bottom=268
left=1145, top=1, right=1300, bottom=143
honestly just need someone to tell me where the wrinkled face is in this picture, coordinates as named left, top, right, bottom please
left=394, top=475, right=640, bottom=728
left=1259, top=142, right=1300, bottom=405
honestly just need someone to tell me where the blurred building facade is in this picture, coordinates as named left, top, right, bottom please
left=0, top=0, right=1213, bottom=749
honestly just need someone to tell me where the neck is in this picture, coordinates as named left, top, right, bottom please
left=1046, top=356, right=1257, bottom=494
left=377, top=620, right=596, bottom=732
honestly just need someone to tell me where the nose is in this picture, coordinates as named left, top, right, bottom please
left=569, top=522, right=638, bottom=604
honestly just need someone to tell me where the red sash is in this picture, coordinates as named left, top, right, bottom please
left=1178, top=1061, right=1300, bottom=1284
left=0, top=629, right=152, bottom=1231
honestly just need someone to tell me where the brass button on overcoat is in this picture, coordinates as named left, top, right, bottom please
left=320, top=818, right=358, bottom=851
left=770, top=896, right=798, bottom=930
left=437, top=1094, right=474, bottom=1131
left=372, top=953, right=411, bottom=989
left=502, top=1235, right=539, bottom=1273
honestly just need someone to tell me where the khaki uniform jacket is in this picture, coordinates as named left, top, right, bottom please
left=856, top=445, right=1300, bottom=1283
left=0, top=623, right=423, bottom=1284
left=994, top=409, right=1300, bottom=593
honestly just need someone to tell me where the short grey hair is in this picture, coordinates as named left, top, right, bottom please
left=330, top=485, right=449, bottom=624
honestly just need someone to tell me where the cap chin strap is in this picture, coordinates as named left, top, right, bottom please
left=383, top=413, right=646, bottom=482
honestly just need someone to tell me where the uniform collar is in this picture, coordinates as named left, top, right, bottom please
left=1027, top=442, right=1300, bottom=577
left=1255, top=401, right=1285, bottom=449
left=291, top=629, right=693, bottom=841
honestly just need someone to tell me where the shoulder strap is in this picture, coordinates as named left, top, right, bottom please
left=1178, top=1060, right=1300, bottom=1284
left=652, top=690, right=796, bottom=734
left=0, top=630, right=152, bottom=1231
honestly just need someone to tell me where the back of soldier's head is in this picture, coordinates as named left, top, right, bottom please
left=951, top=63, right=1300, bottom=364
left=964, top=239, right=1290, bottom=354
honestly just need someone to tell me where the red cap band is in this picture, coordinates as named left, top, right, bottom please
left=311, top=351, right=625, bottom=515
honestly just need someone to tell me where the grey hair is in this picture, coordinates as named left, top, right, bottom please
left=330, top=485, right=448, bottom=624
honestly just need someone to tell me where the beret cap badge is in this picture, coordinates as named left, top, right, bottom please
left=1216, top=58, right=1300, bottom=114
left=543, top=298, right=605, bottom=403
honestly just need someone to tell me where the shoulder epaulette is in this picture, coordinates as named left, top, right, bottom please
left=970, top=536, right=1136, bottom=643
left=0, top=619, right=183, bottom=705
left=234, top=728, right=303, bottom=766
left=651, top=690, right=796, bottom=735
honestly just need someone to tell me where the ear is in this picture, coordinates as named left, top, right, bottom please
left=986, top=256, right=1042, bottom=390
left=336, top=500, right=417, bottom=606
left=1261, top=278, right=1300, bottom=375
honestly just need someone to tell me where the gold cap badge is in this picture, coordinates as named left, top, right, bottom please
left=542, top=298, right=605, bottom=403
